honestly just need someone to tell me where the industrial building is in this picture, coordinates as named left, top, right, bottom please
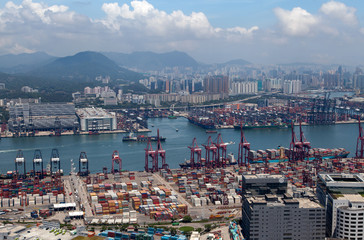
left=241, top=174, right=326, bottom=240
left=8, top=103, right=77, bottom=133
left=317, top=173, right=364, bottom=239
left=77, top=107, right=117, bottom=132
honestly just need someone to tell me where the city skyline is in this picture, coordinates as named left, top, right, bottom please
left=1, top=0, right=364, bottom=65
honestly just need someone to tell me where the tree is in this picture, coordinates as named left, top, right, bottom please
left=204, top=224, right=212, bottom=233
left=170, top=228, right=177, bottom=236
left=181, top=215, right=192, bottom=223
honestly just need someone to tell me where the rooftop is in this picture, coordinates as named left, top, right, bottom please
left=247, top=194, right=322, bottom=209
left=336, top=193, right=364, bottom=202
left=76, top=107, right=115, bottom=119
left=319, top=173, right=364, bottom=188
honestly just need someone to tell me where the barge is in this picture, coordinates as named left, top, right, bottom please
left=122, top=133, right=166, bottom=142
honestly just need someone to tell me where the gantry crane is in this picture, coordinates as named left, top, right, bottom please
left=188, top=138, right=202, bottom=169
left=202, top=136, right=217, bottom=168
left=111, top=150, right=122, bottom=174
left=238, top=124, right=250, bottom=167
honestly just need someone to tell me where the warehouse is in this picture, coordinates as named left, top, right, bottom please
left=8, top=103, right=77, bottom=132
left=76, top=107, right=117, bottom=132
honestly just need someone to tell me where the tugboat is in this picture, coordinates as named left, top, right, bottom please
left=168, top=115, right=177, bottom=119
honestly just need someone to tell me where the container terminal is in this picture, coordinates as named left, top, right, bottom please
left=3, top=91, right=364, bottom=139
left=1, top=122, right=364, bottom=239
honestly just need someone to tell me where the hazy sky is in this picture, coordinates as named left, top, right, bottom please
left=1, top=0, right=364, bottom=65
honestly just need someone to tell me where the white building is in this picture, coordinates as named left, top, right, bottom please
left=231, top=81, right=258, bottom=95
left=264, top=78, right=283, bottom=92
left=317, top=173, right=364, bottom=239
left=283, top=80, right=302, bottom=94
left=76, top=107, right=117, bottom=132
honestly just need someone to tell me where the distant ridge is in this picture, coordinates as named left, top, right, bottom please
left=0, top=52, right=55, bottom=73
left=103, top=51, right=200, bottom=71
left=0, top=50, right=252, bottom=77
left=219, top=59, right=251, bottom=66
left=30, top=51, right=142, bottom=81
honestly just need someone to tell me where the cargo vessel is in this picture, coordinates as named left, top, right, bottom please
left=248, top=147, right=349, bottom=163
left=234, top=122, right=291, bottom=130
left=122, top=133, right=166, bottom=142
left=187, top=116, right=215, bottom=129
left=179, top=153, right=237, bottom=168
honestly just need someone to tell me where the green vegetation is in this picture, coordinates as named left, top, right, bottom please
left=179, top=226, right=194, bottom=233
left=170, top=227, right=177, bottom=236
left=181, top=215, right=192, bottom=223
left=204, top=224, right=212, bottom=232
left=60, top=223, right=74, bottom=230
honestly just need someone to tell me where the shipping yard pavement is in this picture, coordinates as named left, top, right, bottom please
left=54, top=170, right=242, bottom=228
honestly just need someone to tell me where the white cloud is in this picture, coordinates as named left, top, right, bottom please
left=320, top=1, right=357, bottom=26
left=99, top=0, right=257, bottom=40
left=0, top=0, right=363, bottom=64
left=9, top=43, right=35, bottom=54
left=274, top=7, right=318, bottom=36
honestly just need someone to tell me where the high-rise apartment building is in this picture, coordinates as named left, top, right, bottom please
left=231, top=81, right=258, bottom=95
left=203, top=75, right=229, bottom=94
left=283, top=80, right=302, bottom=94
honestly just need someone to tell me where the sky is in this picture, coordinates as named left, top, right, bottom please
left=1, top=0, right=364, bottom=65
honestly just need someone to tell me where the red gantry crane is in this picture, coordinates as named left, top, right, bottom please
left=111, top=150, right=122, bottom=174
left=202, top=136, right=217, bottom=168
left=145, top=137, right=157, bottom=172
left=156, top=129, right=169, bottom=170
left=215, top=133, right=228, bottom=168
left=299, top=121, right=311, bottom=160
left=238, top=124, right=250, bottom=167
left=188, top=138, right=202, bottom=169
left=289, top=122, right=304, bottom=162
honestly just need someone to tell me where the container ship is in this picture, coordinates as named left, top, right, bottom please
left=187, top=116, right=215, bottom=129
left=234, top=122, right=291, bottom=130
left=122, top=133, right=166, bottom=142
left=248, top=147, right=349, bottom=163
left=179, top=153, right=237, bottom=168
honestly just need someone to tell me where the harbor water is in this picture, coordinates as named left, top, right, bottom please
left=0, top=117, right=359, bottom=174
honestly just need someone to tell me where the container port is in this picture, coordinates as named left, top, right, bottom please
left=1, top=116, right=364, bottom=239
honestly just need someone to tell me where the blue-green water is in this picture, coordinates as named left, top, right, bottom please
left=0, top=117, right=359, bottom=174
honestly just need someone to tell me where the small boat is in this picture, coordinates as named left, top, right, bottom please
left=206, top=130, right=217, bottom=134
left=176, top=129, right=179, bottom=132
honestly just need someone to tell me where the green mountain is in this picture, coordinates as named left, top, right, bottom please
left=30, top=51, right=143, bottom=82
left=103, top=51, right=199, bottom=71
